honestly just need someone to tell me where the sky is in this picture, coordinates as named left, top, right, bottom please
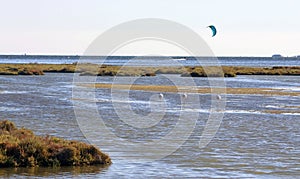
left=0, top=0, right=299, bottom=56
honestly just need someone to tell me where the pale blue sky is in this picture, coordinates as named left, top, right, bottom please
left=0, top=0, right=299, bottom=56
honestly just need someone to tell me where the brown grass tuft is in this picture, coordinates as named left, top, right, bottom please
left=0, top=120, right=111, bottom=168
left=0, top=64, right=299, bottom=77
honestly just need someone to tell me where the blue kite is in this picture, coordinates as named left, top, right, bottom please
left=208, top=25, right=217, bottom=37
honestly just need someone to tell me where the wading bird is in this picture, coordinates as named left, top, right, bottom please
left=159, top=93, right=164, bottom=99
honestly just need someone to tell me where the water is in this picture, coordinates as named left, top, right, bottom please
left=0, top=73, right=299, bottom=178
left=0, top=55, right=300, bottom=67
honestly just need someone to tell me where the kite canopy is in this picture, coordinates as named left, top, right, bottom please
left=208, top=25, right=217, bottom=37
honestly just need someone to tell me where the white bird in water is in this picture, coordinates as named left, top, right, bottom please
left=159, top=93, right=164, bottom=99
left=216, top=95, right=222, bottom=100
left=182, top=93, right=187, bottom=99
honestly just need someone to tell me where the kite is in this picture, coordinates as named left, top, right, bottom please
left=208, top=25, right=217, bottom=37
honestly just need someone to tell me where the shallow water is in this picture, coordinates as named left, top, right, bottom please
left=0, top=73, right=299, bottom=178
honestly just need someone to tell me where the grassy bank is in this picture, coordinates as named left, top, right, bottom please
left=0, top=63, right=300, bottom=77
left=0, top=64, right=75, bottom=75
left=0, top=120, right=111, bottom=167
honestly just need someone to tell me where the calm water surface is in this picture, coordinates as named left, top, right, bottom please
left=0, top=73, right=299, bottom=178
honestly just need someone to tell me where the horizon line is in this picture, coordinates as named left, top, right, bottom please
left=0, top=54, right=296, bottom=58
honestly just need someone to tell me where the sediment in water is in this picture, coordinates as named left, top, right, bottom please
left=82, top=83, right=300, bottom=96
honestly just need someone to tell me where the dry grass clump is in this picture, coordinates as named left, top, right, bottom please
left=0, top=64, right=76, bottom=75
left=181, top=66, right=236, bottom=77
left=0, top=65, right=44, bottom=75
left=155, top=67, right=184, bottom=74
left=182, top=66, right=300, bottom=77
left=79, top=65, right=158, bottom=77
left=0, top=63, right=299, bottom=77
left=222, top=66, right=300, bottom=76
left=87, top=83, right=300, bottom=96
left=0, top=120, right=111, bottom=167
left=79, top=65, right=300, bottom=77
left=17, top=68, right=44, bottom=75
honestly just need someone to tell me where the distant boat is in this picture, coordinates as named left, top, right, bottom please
left=176, top=58, right=186, bottom=61
left=272, top=54, right=283, bottom=59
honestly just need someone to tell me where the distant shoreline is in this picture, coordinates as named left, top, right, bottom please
left=0, top=54, right=299, bottom=59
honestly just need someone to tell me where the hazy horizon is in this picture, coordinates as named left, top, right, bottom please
left=1, top=0, right=299, bottom=57
left=0, top=53, right=295, bottom=58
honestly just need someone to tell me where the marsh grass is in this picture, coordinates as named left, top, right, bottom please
left=262, top=110, right=300, bottom=115
left=85, top=83, right=300, bottom=96
left=0, top=120, right=111, bottom=168
left=0, top=64, right=75, bottom=75
left=0, top=64, right=299, bottom=77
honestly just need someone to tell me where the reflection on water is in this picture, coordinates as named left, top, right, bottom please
left=0, top=74, right=299, bottom=178
left=0, top=165, right=109, bottom=178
